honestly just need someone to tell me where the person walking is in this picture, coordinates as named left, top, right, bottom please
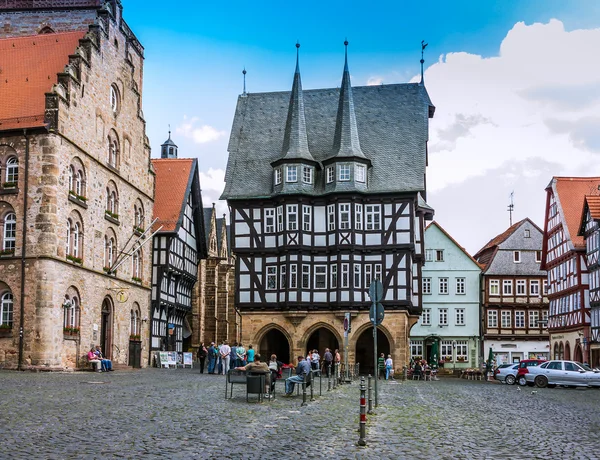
left=378, top=353, right=385, bottom=380
left=385, top=355, right=393, bottom=380
left=323, top=348, right=333, bottom=377
left=197, top=342, right=207, bottom=374
left=220, top=340, right=231, bottom=375
left=311, top=349, right=320, bottom=372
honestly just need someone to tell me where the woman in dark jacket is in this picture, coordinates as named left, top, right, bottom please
left=198, top=343, right=208, bottom=374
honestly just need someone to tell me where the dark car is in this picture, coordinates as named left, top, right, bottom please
left=516, top=359, right=546, bottom=386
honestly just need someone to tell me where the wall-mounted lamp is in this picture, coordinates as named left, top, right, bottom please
left=142, top=318, right=148, bottom=323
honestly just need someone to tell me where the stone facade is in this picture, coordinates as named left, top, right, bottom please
left=0, top=1, right=153, bottom=369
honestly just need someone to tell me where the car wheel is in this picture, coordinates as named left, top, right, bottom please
left=505, top=375, right=516, bottom=385
left=534, top=375, right=548, bottom=388
left=517, top=376, right=527, bottom=386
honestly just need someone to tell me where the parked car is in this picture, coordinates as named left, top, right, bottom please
left=494, top=363, right=520, bottom=384
left=525, top=360, right=600, bottom=388
left=516, top=359, right=547, bottom=386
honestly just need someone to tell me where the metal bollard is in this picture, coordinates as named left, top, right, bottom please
left=367, top=374, right=373, bottom=414
left=301, top=373, right=308, bottom=406
left=328, top=369, right=332, bottom=391
left=319, top=369, right=322, bottom=396
left=310, top=371, right=315, bottom=401
left=358, top=376, right=367, bottom=446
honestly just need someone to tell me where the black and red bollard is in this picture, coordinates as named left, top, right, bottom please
left=358, top=376, right=367, bottom=446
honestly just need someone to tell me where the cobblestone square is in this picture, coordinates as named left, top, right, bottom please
left=0, top=370, right=599, bottom=459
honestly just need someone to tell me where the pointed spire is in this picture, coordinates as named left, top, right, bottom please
left=280, top=42, right=316, bottom=163
left=219, top=214, right=229, bottom=259
left=331, top=40, right=367, bottom=160
left=242, top=67, right=247, bottom=95
left=208, top=203, right=218, bottom=257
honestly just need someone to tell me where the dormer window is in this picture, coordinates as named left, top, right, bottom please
left=355, top=164, right=366, bottom=183
left=326, top=166, right=334, bottom=184
left=286, top=165, right=297, bottom=183
left=339, top=164, right=350, bottom=181
left=274, top=168, right=282, bottom=185
left=302, top=166, right=313, bottom=184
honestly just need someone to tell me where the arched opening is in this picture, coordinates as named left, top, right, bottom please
left=554, top=342, right=559, bottom=360
left=306, top=327, right=339, bottom=357
left=259, top=328, right=291, bottom=365
left=100, top=298, right=113, bottom=359
left=355, top=328, right=391, bottom=375
left=574, top=344, right=583, bottom=363
left=565, top=341, right=571, bottom=361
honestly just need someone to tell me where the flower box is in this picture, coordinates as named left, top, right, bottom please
left=66, top=254, right=83, bottom=265
left=0, top=327, right=11, bottom=338
left=0, top=248, right=15, bottom=257
left=129, top=334, right=141, bottom=341
left=3, top=182, right=17, bottom=189
left=133, top=226, right=145, bottom=236
left=457, top=357, right=466, bottom=362
left=63, top=327, right=80, bottom=336
left=131, top=276, right=142, bottom=284
left=443, top=356, right=453, bottom=362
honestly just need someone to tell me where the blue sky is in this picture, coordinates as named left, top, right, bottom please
left=122, top=0, right=600, bottom=254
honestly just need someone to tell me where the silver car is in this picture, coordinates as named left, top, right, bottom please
left=494, top=363, right=519, bottom=385
left=525, top=360, right=600, bottom=388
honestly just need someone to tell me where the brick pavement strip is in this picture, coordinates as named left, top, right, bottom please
left=0, top=370, right=599, bottom=459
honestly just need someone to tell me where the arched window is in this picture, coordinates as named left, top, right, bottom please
left=134, top=201, right=144, bottom=230
left=104, top=235, right=116, bottom=269
left=132, top=249, right=141, bottom=279
left=1, top=291, right=13, bottom=327
left=130, top=305, right=141, bottom=336
left=6, top=157, right=18, bottom=184
left=75, top=170, right=83, bottom=196
left=68, top=166, right=74, bottom=192
left=66, top=220, right=71, bottom=256
left=105, top=184, right=119, bottom=217
left=38, top=26, right=55, bottom=34
left=63, top=294, right=80, bottom=331
left=73, top=223, right=80, bottom=258
left=3, top=213, right=16, bottom=251
left=110, top=84, right=120, bottom=114
left=108, top=139, right=118, bottom=167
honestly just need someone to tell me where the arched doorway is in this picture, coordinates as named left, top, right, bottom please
left=259, top=328, right=291, bottom=365
left=355, top=328, right=391, bottom=375
left=565, top=342, right=571, bottom=360
left=574, top=344, right=583, bottom=363
left=554, top=342, right=559, bottom=360
left=559, top=342, right=564, bottom=360
left=306, top=327, right=340, bottom=357
left=100, top=297, right=113, bottom=359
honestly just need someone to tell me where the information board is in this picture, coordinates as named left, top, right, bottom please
left=157, top=351, right=169, bottom=368
left=183, top=352, right=193, bottom=368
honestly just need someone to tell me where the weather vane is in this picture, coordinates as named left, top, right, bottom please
left=420, top=40, right=428, bottom=85
left=508, top=191, right=514, bottom=226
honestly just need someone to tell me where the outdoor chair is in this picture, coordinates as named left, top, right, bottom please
left=226, top=369, right=247, bottom=399
left=412, top=370, right=422, bottom=380
left=246, top=372, right=268, bottom=403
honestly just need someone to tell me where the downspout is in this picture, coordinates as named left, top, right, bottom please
left=17, top=129, right=30, bottom=371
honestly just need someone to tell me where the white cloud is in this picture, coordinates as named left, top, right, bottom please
left=198, top=168, right=229, bottom=217
left=176, top=116, right=226, bottom=144
left=366, top=76, right=383, bottom=86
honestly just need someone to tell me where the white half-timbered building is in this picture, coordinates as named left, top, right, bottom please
left=541, top=177, right=597, bottom=364
left=578, top=195, right=600, bottom=367
left=221, top=43, right=435, bottom=371
left=150, top=138, right=206, bottom=355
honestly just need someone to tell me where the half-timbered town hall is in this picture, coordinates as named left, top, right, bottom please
left=221, top=43, right=435, bottom=370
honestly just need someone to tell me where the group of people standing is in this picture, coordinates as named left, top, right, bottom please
left=196, top=341, right=256, bottom=375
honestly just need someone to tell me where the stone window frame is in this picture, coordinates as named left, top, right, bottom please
left=110, top=84, right=121, bottom=114
left=2, top=209, right=16, bottom=252
left=63, top=288, right=81, bottom=331
left=68, top=158, right=87, bottom=198
left=66, top=210, right=84, bottom=260
left=105, top=181, right=119, bottom=218
left=130, top=303, right=141, bottom=336
left=132, top=246, right=142, bottom=280
left=0, top=290, right=13, bottom=327
left=107, top=130, right=120, bottom=169
left=134, top=199, right=145, bottom=230
left=104, top=229, right=118, bottom=270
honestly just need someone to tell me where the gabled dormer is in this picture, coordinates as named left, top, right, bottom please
left=323, top=41, right=371, bottom=193
left=271, top=43, right=319, bottom=195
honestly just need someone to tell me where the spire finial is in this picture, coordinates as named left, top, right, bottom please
left=344, top=39, right=349, bottom=71
left=420, top=40, right=428, bottom=85
left=242, top=67, right=247, bottom=95
left=168, top=124, right=171, bottom=139
left=295, top=41, right=300, bottom=74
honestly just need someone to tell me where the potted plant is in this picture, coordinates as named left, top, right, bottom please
left=66, top=254, right=83, bottom=264
left=131, top=276, right=142, bottom=284
left=3, top=181, right=17, bottom=189
left=129, top=334, right=141, bottom=341
left=63, top=326, right=80, bottom=336
left=0, top=248, right=15, bottom=256
left=457, top=356, right=466, bottom=362
left=0, top=324, right=11, bottom=337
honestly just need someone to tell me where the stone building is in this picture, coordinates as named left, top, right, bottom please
left=0, top=0, right=154, bottom=369
left=221, top=44, right=435, bottom=371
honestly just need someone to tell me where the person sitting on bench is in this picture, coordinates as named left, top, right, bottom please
left=87, top=347, right=102, bottom=372
left=285, top=356, right=311, bottom=396
left=235, top=353, right=269, bottom=373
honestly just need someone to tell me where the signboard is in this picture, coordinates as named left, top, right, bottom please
left=369, top=302, right=385, bottom=326
left=343, top=312, right=351, bottom=338
left=158, top=351, right=169, bottom=368
left=368, top=280, right=384, bottom=302
left=183, top=352, right=193, bottom=368
left=167, top=352, right=177, bottom=367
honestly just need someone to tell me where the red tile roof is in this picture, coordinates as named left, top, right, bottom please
left=152, top=159, right=195, bottom=232
left=0, top=31, right=84, bottom=131
left=584, top=195, right=600, bottom=221
left=553, top=177, right=600, bottom=249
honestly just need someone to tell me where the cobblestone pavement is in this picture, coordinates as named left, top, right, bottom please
left=0, top=369, right=599, bottom=459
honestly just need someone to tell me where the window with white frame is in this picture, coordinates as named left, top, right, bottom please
left=287, top=205, right=298, bottom=231
left=365, top=205, right=381, bottom=230
left=3, top=212, right=16, bottom=251
left=489, top=279, right=499, bottom=295
left=277, top=206, right=283, bottom=232
left=488, top=310, right=498, bottom=328
left=515, top=311, right=525, bottom=328
left=516, top=280, right=526, bottom=295
left=302, top=166, right=313, bottom=184
left=530, top=280, right=540, bottom=296
left=6, top=157, right=18, bottom=184
left=330, top=264, right=338, bottom=289
left=536, top=250, right=542, bottom=263
left=132, top=250, right=141, bottom=279
left=339, top=164, right=350, bottom=181
left=354, top=264, right=361, bottom=288
left=341, top=263, right=349, bottom=288
left=425, top=249, right=434, bottom=262
left=290, top=265, right=297, bottom=289
left=529, top=310, right=539, bottom=328
left=421, top=308, right=431, bottom=325
left=501, top=310, right=511, bottom=328
left=266, top=266, right=277, bottom=290
left=315, top=265, right=327, bottom=289
left=302, top=265, right=310, bottom=289
left=355, top=204, right=363, bottom=230
left=355, top=164, right=366, bottom=183
left=374, top=264, right=382, bottom=281
left=110, top=84, right=120, bottom=113
left=456, top=277, right=465, bottom=295
left=542, top=310, right=548, bottom=323
left=327, top=205, right=335, bottom=231
left=280, top=265, right=287, bottom=288
left=265, top=209, right=275, bottom=233
left=524, top=229, right=530, bottom=238
left=63, top=295, right=79, bottom=330
left=439, top=278, right=448, bottom=295
left=410, top=340, right=423, bottom=358
left=286, top=165, right=297, bottom=183
left=455, top=340, right=468, bottom=360
left=503, top=280, right=513, bottom=295
left=423, top=277, right=431, bottom=294
left=365, top=265, right=372, bottom=288
left=302, top=205, right=311, bottom=231
left=274, top=168, right=282, bottom=185
left=441, top=340, right=453, bottom=358
left=339, top=204, right=350, bottom=230
left=439, top=308, right=448, bottom=326
left=435, top=250, right=444, bottom=262
left=543, top=281, right=548, bottom=295
left=455, top=308, right=465, bottom=326
left=514, top=251, right=521, bottom=263
left=326, top=166, right=334, bottom=184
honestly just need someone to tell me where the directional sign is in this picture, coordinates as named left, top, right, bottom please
left=369, top=280, right=384, bottom=302
left=369, top=302, right=385, bottom=326
left=343, top=312, right=351, bottom=337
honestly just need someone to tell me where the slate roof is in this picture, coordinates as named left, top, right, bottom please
left=550, top=177, right=600, bottom=250
left=152, top=158, right=196, bottom=232
left=425, top=221, right=482, bottom=269
left=0, top=31, right=84, bottom=131
left=222, top=82, right=434, bottom=200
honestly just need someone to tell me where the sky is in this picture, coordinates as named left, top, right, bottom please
left=122, top=0, right=600, bottom=255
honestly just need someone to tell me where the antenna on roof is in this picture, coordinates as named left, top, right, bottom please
left=420, top=40, right=428, bottom=85
left=242, top=67, right=247, bottom=96
left=507, top=191, right=514, bottom=226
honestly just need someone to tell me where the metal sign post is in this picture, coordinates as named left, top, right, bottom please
left=344, top=312, right=350, bottom=383
left=368, top=280, right=384, bottom=407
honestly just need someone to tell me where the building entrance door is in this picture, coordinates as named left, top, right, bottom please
left=100, top=298, right=113, bottom=359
